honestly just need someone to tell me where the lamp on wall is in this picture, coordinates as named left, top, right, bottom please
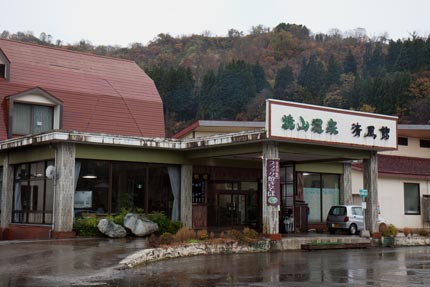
left=82, top=175, right=97, bottom=179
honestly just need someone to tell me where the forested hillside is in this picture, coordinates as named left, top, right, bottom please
left=2, top=23, right=430, bottom=136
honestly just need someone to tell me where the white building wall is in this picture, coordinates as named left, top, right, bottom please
left=382, top=138, right=430, bottom=159
left=352, top=169, right=430, bottom=229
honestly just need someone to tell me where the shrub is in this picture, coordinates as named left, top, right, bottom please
left=197, top=229, right=209, bottom=240
left=146, top=212, right=183, bottom=234
left=379, top=223, right=387, bottom=233
left=403, top=227, right=412, bottom=236
left=419, top=229, right=429, bottom=237
left=382, top=224, right=398, bottom=237
left=174, top=227, right=196, bottom=243
left=243, top=227, right=259, bottom=240
left=227, top=228, right=259, bottom=245
left=74, top=217, right=101, bottom=237
left=159, top=232, right=175, bottom=245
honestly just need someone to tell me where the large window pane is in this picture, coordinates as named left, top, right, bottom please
left=404, top=183, right=420, bottom=214
left=12, top=161, right=54, bottom=224
left=303, top=173, right=321, bottom=223
left=112, top=162, right=146, bottom=213
left=75, top=160, right=109, bottom=214
left=33, top=105, right=53, bottom=133
left=148, top=166, right=173, bottom=216
left=322, top=174, right=340, bottom=221
left=12, top=103, right=31, bottom=134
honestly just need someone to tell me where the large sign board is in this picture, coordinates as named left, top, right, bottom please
left=266, top=159, right=280, bottom=206
left=266, top=100, right=397, bottom=150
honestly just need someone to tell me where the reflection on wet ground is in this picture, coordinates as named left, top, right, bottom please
left=1, top=239, right=430, bottom=286
left=105, top=247, right=430, bottom=287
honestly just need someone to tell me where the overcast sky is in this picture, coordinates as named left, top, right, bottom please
left=1, top=0, right=429, bottom=47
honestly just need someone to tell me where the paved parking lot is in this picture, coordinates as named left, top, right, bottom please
left=0, top=238, right=147, bottom=286
left=1, top=238, right=430, bottom=286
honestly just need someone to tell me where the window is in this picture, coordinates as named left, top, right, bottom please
left=12, top=161, right=54, bottom=224
left=8, top=87, right=63, bottom=138
left=0, top=64, right=5, bottom=78
left=12, top=103, right=53, bottom=135
left=398, top=137, right=408, bottom=146
left=303, top=173, right=340, bottom=223
left=404, top=183, right=420, bottom=215
left=420, top=140, right=430, bottom=148
left=75, top=160, right=177, bottom=217
left=0, top=48, right=10, bottom=80
left=352, top=207, right=363, bottom=216
left=329, top=206, right=346, bottom=216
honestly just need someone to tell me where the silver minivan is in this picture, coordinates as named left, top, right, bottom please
left=326, top=205, right=364, bottom=235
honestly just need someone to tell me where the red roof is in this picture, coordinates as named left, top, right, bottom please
left=354, top=155, right=430, bottom=178
left=0, top=39, right=165, bottom=139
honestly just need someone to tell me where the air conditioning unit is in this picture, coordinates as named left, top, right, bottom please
left=422, top=195, right=430, bottom=222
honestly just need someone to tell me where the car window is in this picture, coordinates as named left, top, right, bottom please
left=352, top=207, right=363, bottom=216
left=329, top=206, right=346, bottom=216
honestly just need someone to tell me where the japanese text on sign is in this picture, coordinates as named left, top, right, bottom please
left=266, top=159, right=280, bottom=206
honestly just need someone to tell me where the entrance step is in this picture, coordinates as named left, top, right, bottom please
left=301, top=242, right=371, bottom=250
left=272, top=235, right=371, bottom=251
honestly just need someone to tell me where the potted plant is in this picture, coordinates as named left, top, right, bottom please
left=382, top=224, right=397, bottom=247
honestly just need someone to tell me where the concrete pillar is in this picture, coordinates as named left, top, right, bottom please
left=340, top=162, right=352, bottom=205
left=180, top=164, right=192, bottom=228
left=262, top=141, right=280, bottom=239
left=363, top=151, right=378, bottom=233
left=53, top=143, right=75, bottom=232
left=1, top=154, right=14, bottom=228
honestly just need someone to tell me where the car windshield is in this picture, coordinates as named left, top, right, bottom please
left=329, top=206, right=346, bottom=216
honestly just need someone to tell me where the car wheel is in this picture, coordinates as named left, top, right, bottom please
left=349, top=224, right=357, bottom=235
left=328, top=228, right=336, bottom=234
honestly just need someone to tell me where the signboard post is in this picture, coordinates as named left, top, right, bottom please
left=359, top=189, right=368, bottom=232
left=266, top=159, right=280, bottom=206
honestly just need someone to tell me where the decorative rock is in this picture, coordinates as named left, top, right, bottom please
left=97, top=219, right=127, bottom=238
left=123, top=213, right=159, bottom=237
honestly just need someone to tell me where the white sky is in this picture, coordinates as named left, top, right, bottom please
left=0, top=0, right=429, bottom=47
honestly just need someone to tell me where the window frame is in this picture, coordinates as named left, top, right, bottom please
left=404, top=183, right=420, bottom=215
left=420, top=140, right=430, bottom=148
left=0, top=48, right=10, bottom=80
left=12, top=102, right=54, bottom=135
left=398, top=137, right=408, bottom=146
left=8, top=87, right=63, bottom=138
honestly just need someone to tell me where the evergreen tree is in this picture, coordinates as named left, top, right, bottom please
left=386, top=40, right=402, bottom=72
left=274, top=64, right=294, bottom=100
left=343, top=50, right=357, bottom=75
left=251, top=62, right=267, bottom=93
left=298, top=55, right=326, bottom=104
left=326, top=55, right=341, bottom=86
left=197, top=70, right=217, bottom=119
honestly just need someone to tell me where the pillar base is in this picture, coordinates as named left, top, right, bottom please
left=264, top=233, right=282, bottom=241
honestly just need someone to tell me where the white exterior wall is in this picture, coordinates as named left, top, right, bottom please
left=352, top=169, right=430, bottom=229
left=382, top=138, right=430, bottom=159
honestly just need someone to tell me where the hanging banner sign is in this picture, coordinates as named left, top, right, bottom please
left=266, top=159, right=280, bottom=206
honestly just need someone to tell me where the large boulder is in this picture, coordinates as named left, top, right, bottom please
left=97, top=219, right=127, bottom=238
left=124, top=213, right=159, bottom=237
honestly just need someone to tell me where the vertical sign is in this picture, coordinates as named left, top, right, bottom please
left=266, top=159, right=280, bottom=206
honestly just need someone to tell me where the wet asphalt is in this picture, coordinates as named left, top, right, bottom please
left=1, top=238, right=430, bottom=286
